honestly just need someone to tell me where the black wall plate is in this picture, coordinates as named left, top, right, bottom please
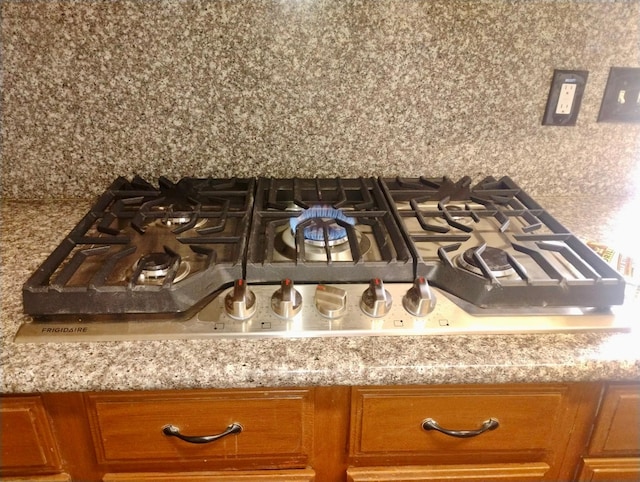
left=598, top=67, right=640, bottom=123
left=542, top=70, right=589, bottom=126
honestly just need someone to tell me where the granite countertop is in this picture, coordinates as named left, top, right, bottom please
left=2, top=197, right=639, bottom=394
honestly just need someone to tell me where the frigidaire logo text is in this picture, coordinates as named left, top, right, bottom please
left=40, top=327, right=88, bottom=333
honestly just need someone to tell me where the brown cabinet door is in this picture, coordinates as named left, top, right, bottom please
left=589, top=384, right=640, bottom=456
left=0, top=396, right=62, bottom=476
left=577, top=458, right=640, bottom=481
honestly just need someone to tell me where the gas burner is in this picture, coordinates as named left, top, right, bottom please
left=289, top=206, right=356, bottom=245
left=138, top=252, right=175, bottom=278
left=433, top=204, right=476, bottom=228
left=157, top=215, right=208, bottom=229
left=134, top=252, right=190, bottom=284
left=457, top=246, right=516, bottom=278
left=145, top=204, right=205, bottom=228
left=278, top=225, right=371, bottom=261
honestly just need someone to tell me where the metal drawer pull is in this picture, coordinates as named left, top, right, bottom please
left=162, top=422, right=243, bottom=444
left=422, top=417, right=499, bottom=438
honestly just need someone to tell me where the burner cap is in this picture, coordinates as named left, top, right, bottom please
left=458, top=246, right=515, bottom=277
left=161, top=214, right=193, bottom=225
left=138, top=252, right=175, bottom=278
left=289, top=206, right=356, bottom=244
left=433, top=204, right=475, bottom=228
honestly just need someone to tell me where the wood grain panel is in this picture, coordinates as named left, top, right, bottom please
left=352, top=385, right=565, bottom=455
left=349, top=383, right=600, bottom=481
left=0, top=475, right=71, bottom=482
left=577, top=457, right=640, bottom=481
left=0, top=396, right=62, bottom=475
left=589, top=384, right=640, bottom=456
left=347, top=462, right=550, bottom=481
left=85, top=389, right=313, bottom=470
left=103, top=468, right=315, bottom=481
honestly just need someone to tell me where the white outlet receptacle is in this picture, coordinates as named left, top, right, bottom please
left=555, top=83, right=577, bottom=115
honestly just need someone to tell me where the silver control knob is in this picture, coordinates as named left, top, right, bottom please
left=403, top=276, right=436, bottom=317
left=315, top=285, right=347, bottom=319
left=360, top=278, right=392, bottom=317
left=271, top=279, right=303, bottom=318
left=224, top=279, right=257, bottom=320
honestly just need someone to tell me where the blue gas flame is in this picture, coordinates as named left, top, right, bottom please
left=289, top=206, right=356, bottom=241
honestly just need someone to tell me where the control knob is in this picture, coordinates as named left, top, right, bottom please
left=271, top=279, right=303, bottom=318
left=224, top=279, right=257, bottom=320
left=403, top=276, right=436, bottom=317
left=315, top=284, right=347, bottom=319
left=360, top=278, right=392, bottom=317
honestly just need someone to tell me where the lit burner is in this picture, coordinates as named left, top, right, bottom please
left=289, top=206, right=356, bottom=246
left=277, top=206, right=369, bottom=261
left=457, top=246, right=515, bottom=278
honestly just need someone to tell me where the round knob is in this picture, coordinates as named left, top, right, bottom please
left=403, top=276, right=436, bottom=317
left=360, top=278, right=392, bottom=317
left=271, top=279, right=302, bottom=318
left=315, top=285, right=347, bottom=319
left=224, top=279, right=256, bottom=320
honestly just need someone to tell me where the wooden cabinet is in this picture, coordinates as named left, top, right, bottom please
left=2, top=382, right=639, bottom=481
left=0, top=395, right=66, bottom=480
left=0, top=389, right=320, bottom=482
left=577, top=383, right=640, bottom=481
left=347, top=384, right=600, bottom=481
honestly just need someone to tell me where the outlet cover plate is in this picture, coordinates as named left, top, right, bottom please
left=542, top=69, right=589, bottom=126
left=598, top=67, right=640, bottom=123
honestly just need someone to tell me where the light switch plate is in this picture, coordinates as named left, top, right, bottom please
left=598, top=67, right=640, bottom=123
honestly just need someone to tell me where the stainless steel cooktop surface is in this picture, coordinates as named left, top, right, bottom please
left=16, top=175, right=632, bottom=342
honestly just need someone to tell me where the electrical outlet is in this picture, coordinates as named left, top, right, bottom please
left=598, top=67, right=640, bottom=123
left=556, top=83, right=577, bottom=114
left=542, top=70, right=589, bottom=126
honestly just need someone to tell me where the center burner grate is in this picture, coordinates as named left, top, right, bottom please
left=246, top=177, right=413, bottom=283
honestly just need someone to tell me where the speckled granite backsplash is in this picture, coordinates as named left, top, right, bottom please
left=2, top=0, right=639, bottom=200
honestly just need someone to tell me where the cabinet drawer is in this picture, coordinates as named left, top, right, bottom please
left=85, top=389, right=313, bottom=468
left=350, top=384, right=584, bottom=463
left=589, top=384, right=640, bottom=456
left=0, top=395, right=62, bottom=475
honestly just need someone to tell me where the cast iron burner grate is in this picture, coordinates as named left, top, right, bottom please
left=23, top=176, right=255, bottom=316
left=380, top=176, right=626, bottom=308
left=246, top=177, right=413, bottom=283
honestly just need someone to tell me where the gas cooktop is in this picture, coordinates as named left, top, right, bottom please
left=16, top=176, right=632, bottom=342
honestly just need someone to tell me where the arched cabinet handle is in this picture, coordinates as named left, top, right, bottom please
left=162, top=422, right=243, bottom=444
left=421, top=417, right=499, bottom=438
